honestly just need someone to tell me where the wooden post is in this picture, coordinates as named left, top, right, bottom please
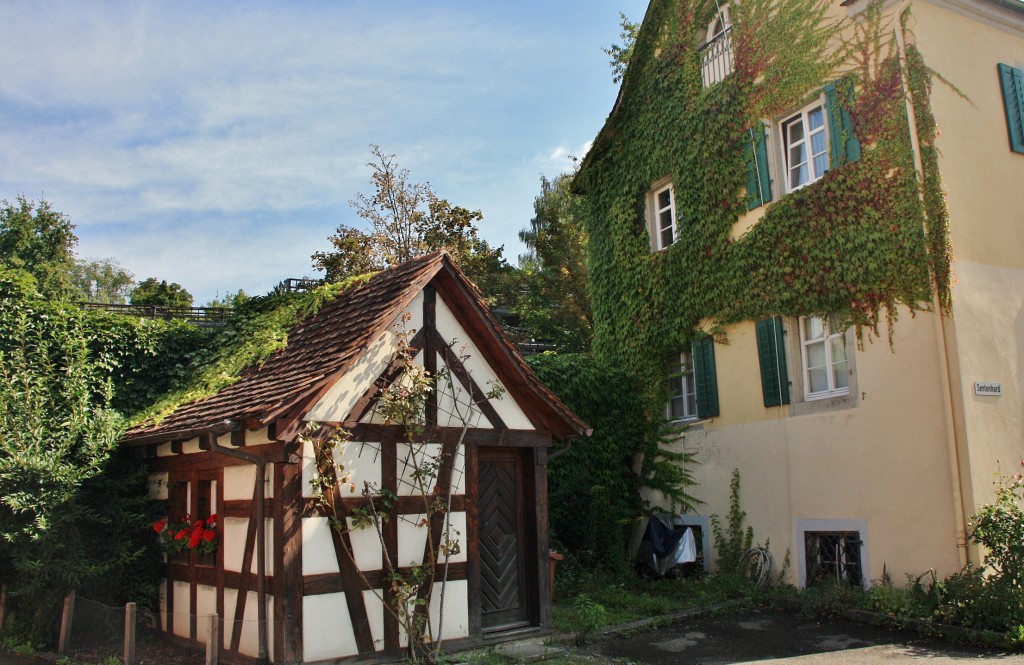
left=124, top=602, right=137, bottom=665
left=58, top=590, right=76, bottom=654
left=0, top=584, right=7, bottom=630
left=206, top=613, right=219, bottom=665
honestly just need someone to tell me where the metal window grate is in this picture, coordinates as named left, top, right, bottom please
left=804, top=531, right=862, bottom=587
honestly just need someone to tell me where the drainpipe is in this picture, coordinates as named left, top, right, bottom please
left=891, top=2, right=969, bottom=568
left=205, top=422, right=270, bottom=665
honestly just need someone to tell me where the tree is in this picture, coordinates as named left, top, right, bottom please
left=603, top=12, right=639, bottom=84
left=514, top=174, right=593, bottom=352
left=203, top=289, right=250, bottom=309
left=0, top=267, right=157, bottom=645
left=71, top=257, right=135, bottom=303
left=312, top=146, right=514, bottom=305
left=0, top=196, right=78, bottom=298
left=131, top=277, right=194, bottom=308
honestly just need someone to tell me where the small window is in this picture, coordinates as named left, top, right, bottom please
left=667, top=351, right=698, bottom=421
left=805, top=531, right=863, bottom=588
left=649, top=182, right=677, bottom=250
left=799, top=315, right=849, bottom=399
left=700, top=6, right=733, bottom=87
left=781, top=103, right=829, bottom=192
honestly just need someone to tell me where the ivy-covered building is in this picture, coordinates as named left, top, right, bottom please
left=576, top=0, right=1024, bottom=587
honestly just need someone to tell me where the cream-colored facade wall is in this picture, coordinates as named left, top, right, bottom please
left=685, top=310, right=962, bottom=584
left=910, top=0, right=1024, bottom=523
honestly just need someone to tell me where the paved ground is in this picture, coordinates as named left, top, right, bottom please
left=593, top=607, right=1024, bottom=664
left=5, top=608, right=1024, bottom=664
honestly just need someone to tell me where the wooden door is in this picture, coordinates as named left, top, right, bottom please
left=478, top=447, right=530, bottom=632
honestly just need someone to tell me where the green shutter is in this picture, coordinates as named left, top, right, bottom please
left=692, top=336, right=720, bottom=419
left=824, top=79, right=862, bottom=167
left=755, top=317, right=789, bottom=408
left=745, top=125, right=772, bottom=210
left=998, top=63, right=1024, bottom=154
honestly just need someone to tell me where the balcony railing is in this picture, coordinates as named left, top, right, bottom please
left=699, top=27, right=734, bottom=88
left=77, top=302, right=230, bottom=327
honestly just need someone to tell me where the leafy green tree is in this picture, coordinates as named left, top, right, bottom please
left=204, top=289, right=250, bottom=309
left=0, top=267, right=158, bottom=645
left=515, top=174, right=593, bottom=352
left=529, top=353, right=697, bottom=573
left=603, top=12, right=639, bottom=83
left=312, top=145, right=514, bottom=305
left=71, top=257, right=135, bottom=303
left=0, top=196, right=78, bottom=298
left=131, top=277, right=194, bottom=308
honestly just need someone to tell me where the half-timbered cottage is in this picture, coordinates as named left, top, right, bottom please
left=121, top=252, right=587, bottom=664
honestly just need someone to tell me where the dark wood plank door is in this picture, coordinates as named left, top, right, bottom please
left=478, top=447, right=529, bottom=632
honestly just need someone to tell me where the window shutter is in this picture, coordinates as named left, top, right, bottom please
left=998, top=63, right=1024, bottom=154
left=824, top=80, right=862, bottom=167
left=755, top=317, right=790, bottom=407
left=745, top=125, right=772, bottom=210
left=692, top=336, right=720, bottom=419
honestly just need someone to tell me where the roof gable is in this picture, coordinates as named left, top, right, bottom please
left=123, top=252, right=586, bottom=445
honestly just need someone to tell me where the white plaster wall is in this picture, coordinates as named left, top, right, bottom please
left=398, top=580, right=469, bottom=646
left=431, top=579, right=469, bottom=641
left=302, top=515, right=382, bottom=574
left=434, top=295, right=533, bottom=429
left=397, top=512, right=468, bottom=568
left=302, top=439, right=385, bottom=500
left=195, top=584, right=217, bottom=644
left=172, top=581, right=190, bottom=639
left=224, top=589, right=275, bottom=661
left=222, top=464, right=274, bottom=501
left=396, top=443, right=468, bottom=496
left=159, top=579, right=168, bottom=631
left=223, top=518, right=274, bottom=575
left=303, top=592, right=358, bottom=661
left=364, top=590, right=386, bottom=651
left=306, top=328, right=400, bottom=424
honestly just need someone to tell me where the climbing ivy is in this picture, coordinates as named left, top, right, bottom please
left=576, top=0, right=952, bottom=412
left=130, top=276, right=362, bottom=427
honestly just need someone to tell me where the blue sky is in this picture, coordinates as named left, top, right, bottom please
left=0, top=1, right=649, bottom=304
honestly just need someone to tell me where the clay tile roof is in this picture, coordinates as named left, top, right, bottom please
left=122, top=251, right=587, bottom=445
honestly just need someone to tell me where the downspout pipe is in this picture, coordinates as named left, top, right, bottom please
left=891, top=1, right=969, bottom=568
left=205, top=421, right=270, bottom=665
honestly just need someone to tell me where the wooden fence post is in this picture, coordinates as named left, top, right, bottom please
left=58, top=590, right=76, bottom=654
left=206, top=613, right=219, bottom=665
left=124, top=602, right=137, bottom=665
left=0, top=584, right=7, bottom=630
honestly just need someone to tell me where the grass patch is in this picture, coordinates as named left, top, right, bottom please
left=553, top=569, right=757, bottom=633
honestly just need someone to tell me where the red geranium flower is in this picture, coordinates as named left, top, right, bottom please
left=206, top=514, right=217, bottom=526
left=189, top=527, right=203, bottom=549
left=174, top=529, right=189, bottom=541
left=153, top=518, right=167, bottom=534
left=202, top=528, right=216, bottom=542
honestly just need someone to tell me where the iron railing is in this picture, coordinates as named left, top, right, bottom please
left=699, top=27, right=734, bottom=88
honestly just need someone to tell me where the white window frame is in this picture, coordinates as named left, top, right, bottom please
left=780, top=99, right=829, bottom=193
left=648, top=181, right=677, bottom=251
left=667, top=351, right=698, bottom=421
left=799, top=315, right=850, bottom=400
